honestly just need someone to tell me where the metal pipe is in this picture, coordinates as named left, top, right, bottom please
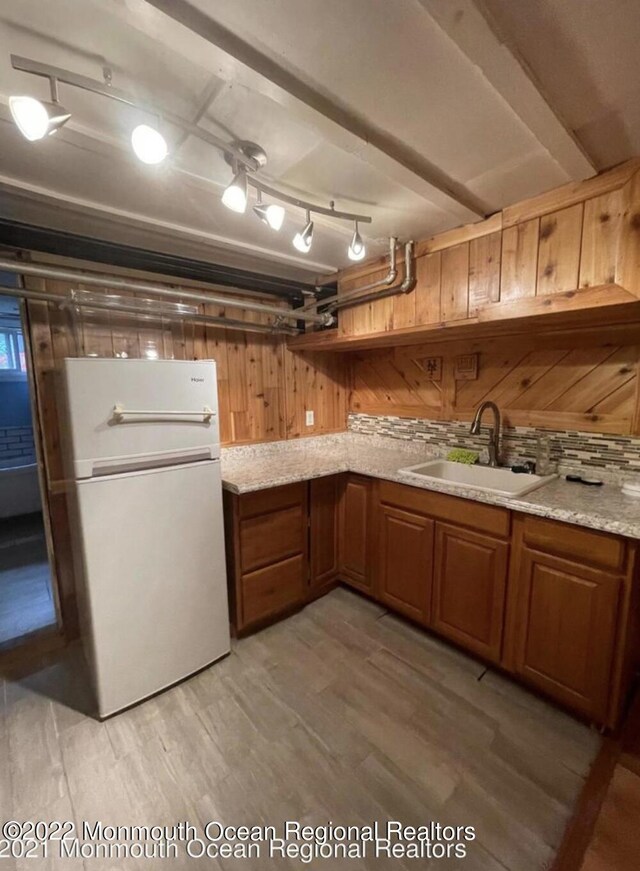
left=0, top=258, right=330, bottom=325
left=327, top=241, right=415, bottom=313
left=301, top=237, right=398, bottom=312
left=10, top=54, right=372, bottom=226
left=0, top=284, right=300, bottom=336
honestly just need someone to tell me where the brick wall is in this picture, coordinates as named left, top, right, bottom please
left=0, top=425, right=36, bottom=465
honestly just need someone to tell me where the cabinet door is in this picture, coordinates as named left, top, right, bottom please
left=310, top=476, right=340, bottom=590
left=432, top=523, right=508, bottom=663
left=339, top=475, right=372, bottom=591
left=513, top=547, right=620, bottom=722
left=378, top=504, right=434, bottom=624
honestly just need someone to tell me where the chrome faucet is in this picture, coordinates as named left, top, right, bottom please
left=470, top=401, right=501, bottom=467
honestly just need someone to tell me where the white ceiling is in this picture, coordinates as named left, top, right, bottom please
left=0, top=0, right=636, bottom=283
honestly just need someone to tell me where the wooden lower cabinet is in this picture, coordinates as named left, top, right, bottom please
left=224, top=482, right=308, bottom=633
left=225, top=477, right=341, bottom=634
left=377, top=503, right=433, bottom=624
left=338, top=474, right=372, bottom=592
left=432, top=522, right=508, bottom=663
left=507, top=519, right=624, bottom=724
left=225, top=475, right=639, bottom=727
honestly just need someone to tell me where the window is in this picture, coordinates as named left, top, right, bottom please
left=0, top=328, right=27, bottom=378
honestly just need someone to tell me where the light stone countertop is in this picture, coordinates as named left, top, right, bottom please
left=220, top=432, right=640, bottom=540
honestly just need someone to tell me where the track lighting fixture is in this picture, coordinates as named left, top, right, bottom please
left=222, top=164, right=248, bottom=214
left=9, top=55, right=375, bottom=259
left=293, top=211, right=314, bottom=254
left=348, top=221, right=366, bottom=261
left=9, top=77, right=71, bottom=141
left=253, top=190, right=285, bottom=231
left=131, top=123, right=168, bottom=165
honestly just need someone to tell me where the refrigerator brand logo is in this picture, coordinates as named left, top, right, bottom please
left=191, top=377, right=205, bottom=383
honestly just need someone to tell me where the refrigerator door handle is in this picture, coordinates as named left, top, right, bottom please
left=112, top=404, right=215, bottom=423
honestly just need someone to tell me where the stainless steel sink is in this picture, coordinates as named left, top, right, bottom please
left=400, top=459, right=555, bottom=498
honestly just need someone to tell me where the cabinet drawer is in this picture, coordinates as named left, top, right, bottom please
left=519, top=514, right=626, bottom=573
left=241, top=554, right=305, bottom=626
left=379, top=480, right=510, bottom=538
left=240, top=503, right=306, bottom=572
left=239, top=482, right=306, bottom=519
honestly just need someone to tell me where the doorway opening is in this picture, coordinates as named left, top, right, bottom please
left=0, top=289, right=57, bottom=649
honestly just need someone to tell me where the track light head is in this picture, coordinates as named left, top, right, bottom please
left=9, top=95, right=71, bottom=141
left=348, top=222, right=366, bottom=261
left=222, top=166, right=248, bottom=214
left=293, top=212, right=314, bottom=253
left=131, top=123, right=168, bottom=165
left=253, top=198, right=285, bottom=231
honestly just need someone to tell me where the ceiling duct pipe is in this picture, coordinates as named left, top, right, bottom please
left=0, top=258, right=331, bottom=326
left=327, top=241, right=415, bottom=313
left=302, top=236, right=398, bottom=312
left=0, top=284, right=301, bottom=336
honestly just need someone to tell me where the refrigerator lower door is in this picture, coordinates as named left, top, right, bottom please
left=75, top=460, right=230, bottom=717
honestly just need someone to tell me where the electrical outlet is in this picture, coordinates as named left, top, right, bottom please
left=305, top=409, right=315, bottom=427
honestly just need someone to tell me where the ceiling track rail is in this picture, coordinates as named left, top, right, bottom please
left=10, top=54, right=372, bottom=226
left=0, top=283, right=301, bottom=336
left=0, top=258, right=331, bottom=326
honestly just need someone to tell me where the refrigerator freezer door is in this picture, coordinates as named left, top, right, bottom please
left=62, top=358, right=221, bottom=478
left=75, top=460, right=230, bottom=717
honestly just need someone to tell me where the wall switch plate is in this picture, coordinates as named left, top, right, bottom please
left=305, top=410, right=315, bottom=426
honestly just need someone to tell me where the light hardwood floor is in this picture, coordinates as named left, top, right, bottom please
left=1, top=587, right=600, bottom=870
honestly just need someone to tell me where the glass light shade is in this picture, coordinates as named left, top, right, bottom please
left=254, top=202, right=285, bottom=231
left=348, top=228, right=366, bottom=261
left=293, top=219, right=314, bottom=253
left=222, top=169, right=248, bottom=213
left=131, top=124, right=168, bottom=165
left=10, top=96, right=70, bottom=141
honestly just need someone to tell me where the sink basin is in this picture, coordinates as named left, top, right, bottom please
left=400, top=459, right=555, bottom=498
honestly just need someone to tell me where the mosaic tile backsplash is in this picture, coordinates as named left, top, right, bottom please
left=348, top=413, right=640, bottom=482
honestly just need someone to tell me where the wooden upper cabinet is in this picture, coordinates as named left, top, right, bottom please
left=432, top=522, right=508, bottom=663
left=468, top=231, right=501, bottom=314
left=318, top=161, right=640, bottom=347
left=338, top=474, right=372, bottom=591
left=580, top=190, right=624, bottom=288
left=440, top=242, right=470, bottom=322
left=511, top=547, right=620, bottom=722
left=377, top=503, right=434, bottom=624
left=309, top=476, right=340, bottom=590
left=536, top=203, right=583, bottom=296
left=500, top=219, right=539, bottom=303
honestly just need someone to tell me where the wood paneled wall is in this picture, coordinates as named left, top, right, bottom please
left=19, top=272, right=348, bottom=633
left=349, top=332, right=640, bottom=435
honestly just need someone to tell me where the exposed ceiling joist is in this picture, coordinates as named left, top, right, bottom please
left=420, top=0, right=596, bottom=179
left=142, top=0, right=487, bottom=224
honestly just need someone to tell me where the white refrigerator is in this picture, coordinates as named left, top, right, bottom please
left=60, top=358, right=230, bottom=718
